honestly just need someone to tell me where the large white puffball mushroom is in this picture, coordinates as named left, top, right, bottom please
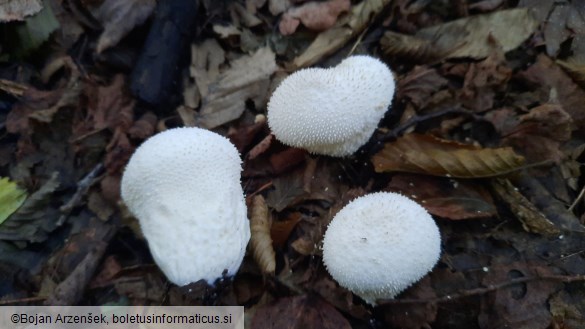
left=121, top=127, right=250, bottom=286
left=267, top=55, right=395, bottom=156
left=322, top=192, right=441, bottom=305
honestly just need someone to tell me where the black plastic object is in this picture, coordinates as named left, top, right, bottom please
left=130, top=0, right=198, bottom=106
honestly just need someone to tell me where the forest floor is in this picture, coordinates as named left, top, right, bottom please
left=0, top=0, right=585, bottom=328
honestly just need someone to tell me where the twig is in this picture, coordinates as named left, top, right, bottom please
left=58, top=163, right=105, bottom=224
left=568, top=184, right=585, bottom=212
left=377, top=274, right=585, bottom=305
left=0, top=296, right=47, bottom=305
left=379, top=107, right=483, bottom=143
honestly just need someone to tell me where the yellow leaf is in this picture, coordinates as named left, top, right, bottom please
left=372, top=133, right=525, bottom=178
left=0, top=177, right=27, bottom=224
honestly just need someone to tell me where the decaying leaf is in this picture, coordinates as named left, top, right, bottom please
left=292, top=0, right=391, bottom=69
left=249, top=195, right=276, bottom=274
left=266, top=170, right=306, bottom=211
left=271, top=212, right=302, bottom=247
left=386, top=174, right=497, bottom=220
left=413, top=8, right=538, bottom=60
left=196, top=47, right=277, bottom=129
left=478, top=262, right=561, bottom=329
left=0, top=172, right=61, bottom=242
left=372, top=133, right=526, bottom=178
left=518, top=54, right=585, bottom=132
left=252, top=295, right=352, bottom=329
left=0, top=0, right=42, bottom=22
left=279, top=0, right=350, bottom=35
left=96, top=0, right=156, bottom=53
left=490, top=178, right=559, bottom=236
left=503, top=103, right=572, bottom=163
left=557, top=35, right=585, bottom=89
left=0, top=177, right=27, bottom=225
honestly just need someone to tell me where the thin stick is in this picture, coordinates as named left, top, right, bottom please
left=378, top=274, right=585, bottom=305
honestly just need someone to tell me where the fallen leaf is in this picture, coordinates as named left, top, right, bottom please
left=292, top=0, right=391, bottom=69
left=372, top=133, right=526, bottom=178
left=490, top=178, right=560, bottom=236
left=549, top=290, right=585, bottom=329
left=415, top=8, right=538, bottom=60
left=197, top=47, right=277, bottom=129
left=478, top=262, right=560, bottom=329
left=266, top=169, right=306, bottom=211
left=517, top=54, right=585, bottom=132
left=503, top=103, right=572, bottom=163
left=0, top=172, right=61, bottom=243
left=8, top=2, right=59, bottom=57
left=271, top=212, right=302, bottom=247
left=96, top=0, right=156, bottom=53
left=251, top=295, right=351, bottom=329
left=457, top=52, right=512, bottom=112
left=386, top=174, right=497, bottom=220
left=249, top=195, right=276, bottom=274
left=396, top=66, right=449, bottom=109
left=379, top=276, right=438, bottom=329
left=0, top=0, right=42, bottom=22
left=269, top=147, right=307, bottom=174
left=0, top=177, right=27, bottom=224
left=279, top=0, right=350, bottom=35
left=543, top=4, right=571, bottom=57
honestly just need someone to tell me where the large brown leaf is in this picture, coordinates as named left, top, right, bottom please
left=372, top=133, right=525, bottom=178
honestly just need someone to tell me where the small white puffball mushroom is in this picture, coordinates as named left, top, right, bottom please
left=322, top=192, right=441, bottom=305
left=121, top=127, right=250, bottom=286
left=267, top=55, right=395, bottom=156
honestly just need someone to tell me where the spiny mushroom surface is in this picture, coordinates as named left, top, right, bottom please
left=121, top=127, right=250, bottom=286
left=267, top=55, right=395, bottom=156
left=322, top=192, right=441, bottom=305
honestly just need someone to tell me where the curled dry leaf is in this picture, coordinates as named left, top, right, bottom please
left=372, top=133, right=525, bottom=178
left=380, top=31, right=451, bottom=63
left=250, top=195, right=276, bottom=274
left=279, top=0, right=351, bottom=35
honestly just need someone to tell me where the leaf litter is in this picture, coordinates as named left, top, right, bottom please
left=1, top=0, right=585, bottom=328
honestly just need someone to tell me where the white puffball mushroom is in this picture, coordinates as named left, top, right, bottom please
left=121, top=127, right=250, bottom=286
left=322, top=192, right=441, bottom=305
left=267, top=55, right=395, bottom=156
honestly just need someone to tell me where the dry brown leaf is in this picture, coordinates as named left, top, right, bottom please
left=292, top=0, right=391, bottom=69
left=503, top=104, right=572, bottom=164
left=271, top=212, right=302, bottom=247
left=372, top=133, right=526, bottom=178
left=490, top=178, right=559, bottom=236
left=518, top=54, right=585, bottom=132
left=96, top=0, right=156, bottom=53
left=197, top=47, right=277, bottom=129
left=0, top=0, right=42, bottom=22
left=385, top=174, right=497, bottom=220
left=249, top=195, right=276, bottom=274
left=251, top=295, right=352, bottom=329
left=279, top=0, right=350, bottom=35
left=557, top=35, right=585, bottom=89
left=396, top=66, right=448, bottom=109
left=415, top=8, right=538, bottom=60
